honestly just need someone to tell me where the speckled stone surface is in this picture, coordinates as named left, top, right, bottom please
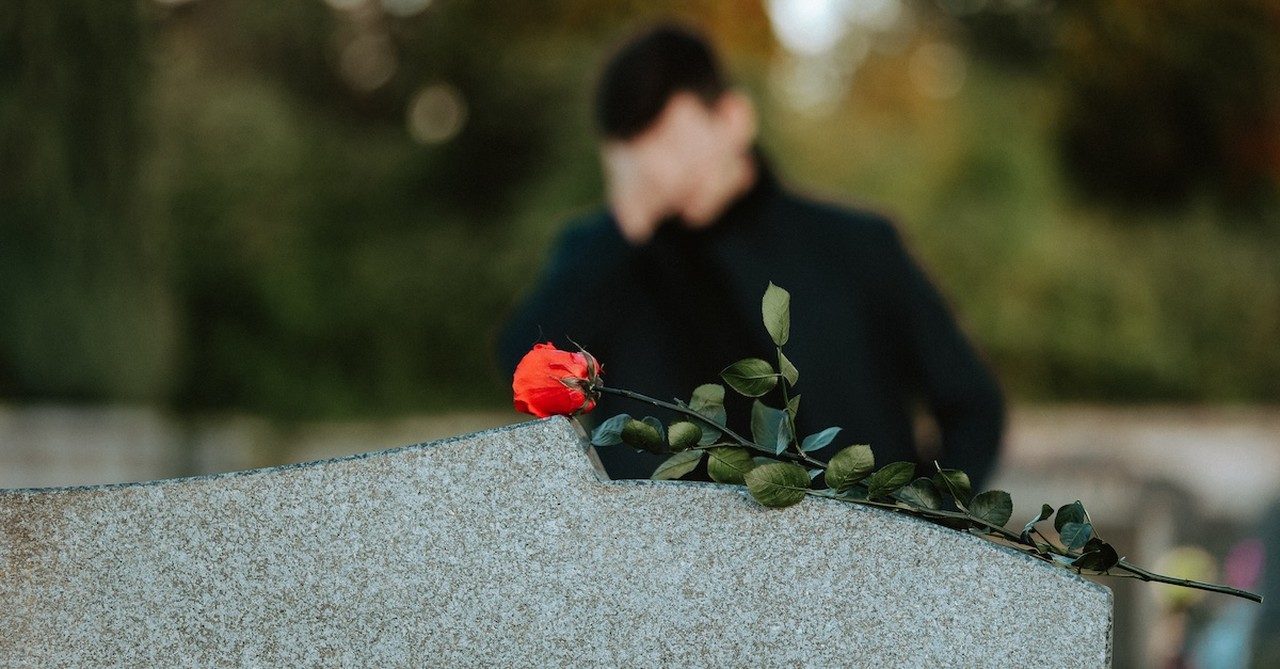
left=1, top=417, right=1111, bottom=667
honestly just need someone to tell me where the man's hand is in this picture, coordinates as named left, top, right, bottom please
left=599, top=92, right=758, bottom=246
left=601, top=143, right=673, bottom=245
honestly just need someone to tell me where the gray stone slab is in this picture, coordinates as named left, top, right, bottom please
left=1, top=417, right=1112, bottom=667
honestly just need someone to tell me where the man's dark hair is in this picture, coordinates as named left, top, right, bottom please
left=594, top=23, right=728, bottom=140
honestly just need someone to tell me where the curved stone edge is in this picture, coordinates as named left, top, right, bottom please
left=0, top=414, right=1118, bottom=603
left=0, top=418, right=551, bottom=495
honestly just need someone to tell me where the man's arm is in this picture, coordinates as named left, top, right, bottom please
left=884, top=228, right=1005, bottom=486
left=496, top=218, right=631, bottom=376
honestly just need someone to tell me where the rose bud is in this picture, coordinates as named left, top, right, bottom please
left=512, top=343, right=602, bottom=418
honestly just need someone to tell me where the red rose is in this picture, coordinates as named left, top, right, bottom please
left=512, top=343, right=602, bottom=418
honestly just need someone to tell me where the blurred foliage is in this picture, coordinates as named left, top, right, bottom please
left=0, top=0, right=177, bottom=402
left=1055, top=0, right=1280, bottom=212
left=1, top=0, right=1277, bottom=418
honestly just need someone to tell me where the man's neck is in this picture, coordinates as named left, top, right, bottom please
left=681, top=149, right=758, bottom=231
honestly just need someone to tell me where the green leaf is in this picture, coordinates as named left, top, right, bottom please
left=762, top=282, right=791, bottom=347
left=841, top=487, right=868, bottom=501
left=1055, top=501, right=1087, bottom=533
left=721, top=358, right=778, bottom=397
left=866, top=462, right=915, bottom=500
left=621, top=418, right=665, bottom=454
left=1071, top=539, right=1119, bottom=572
left=1020, top=503, right=1054, bottom=545
left=897, top=478, right=943, bottom=510
left=696, top=428, right=722, bottom=447
left=707, top=447, right=756, bottom=485
left=667, top=421, right=702, bottom=452
left=687, top=384, right=726, bottom=445
left=689, top=384, right=727, bottom=425
left=744, top=462, right=810, bottom=508
left=779, top=350, right=799, bottom=386
left=1059, top=521, right=1094, bottom=551
left=933, top=469, right=973, bottom=507
left=800, top=427, right=841, bottom=454
left=590, top=413, right=632, bottom=447
left=750, top=400, right=793, bottom=455
left=651, top=450, right=704, bottom=481
left=786, top=394, right=801, bottom=419
left=825, top=445, right=875, bottom=492
left=689, top=383, right=725, bottom=409
left=969, top=490, right=1014, bottom=528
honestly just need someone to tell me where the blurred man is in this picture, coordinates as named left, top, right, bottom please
left=498, top=23, right=1004, bottom=486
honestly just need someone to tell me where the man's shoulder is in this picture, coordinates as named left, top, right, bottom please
left=556, top=208, right=627, bottom=248
left=542, top=208, right=635, bottom=274
left=773, top=187, right=901, bottom=246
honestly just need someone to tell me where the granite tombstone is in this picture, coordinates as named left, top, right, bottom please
left=1, top=417, right=1112, bottom=667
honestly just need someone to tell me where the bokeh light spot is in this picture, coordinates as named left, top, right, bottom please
left=908, top=42, right=967, bottom=100
left=407, top=83, right=467, bottom=144
left=770, top=55, right=848, bottom=116
left=767, top=0, right=849, bottom=55
left=339, top=33, right=397, bottom=92
left=380, top=0, right=432, bottom=18
left=323, top=0, right=364, bottom=11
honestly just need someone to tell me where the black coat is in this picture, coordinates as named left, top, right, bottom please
left=498, top=166, right=1004, bottom=487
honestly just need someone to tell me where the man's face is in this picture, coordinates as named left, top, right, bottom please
left=601, top=92, right=754, bottom=244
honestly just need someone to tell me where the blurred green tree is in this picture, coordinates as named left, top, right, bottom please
left=1055, top=0, right=1280, bottom=213
left=0, top=0, right=177, bottom=402
left=148, top=0, right=772, bottom=418
left=1, top=0, right=1276, bottom=417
